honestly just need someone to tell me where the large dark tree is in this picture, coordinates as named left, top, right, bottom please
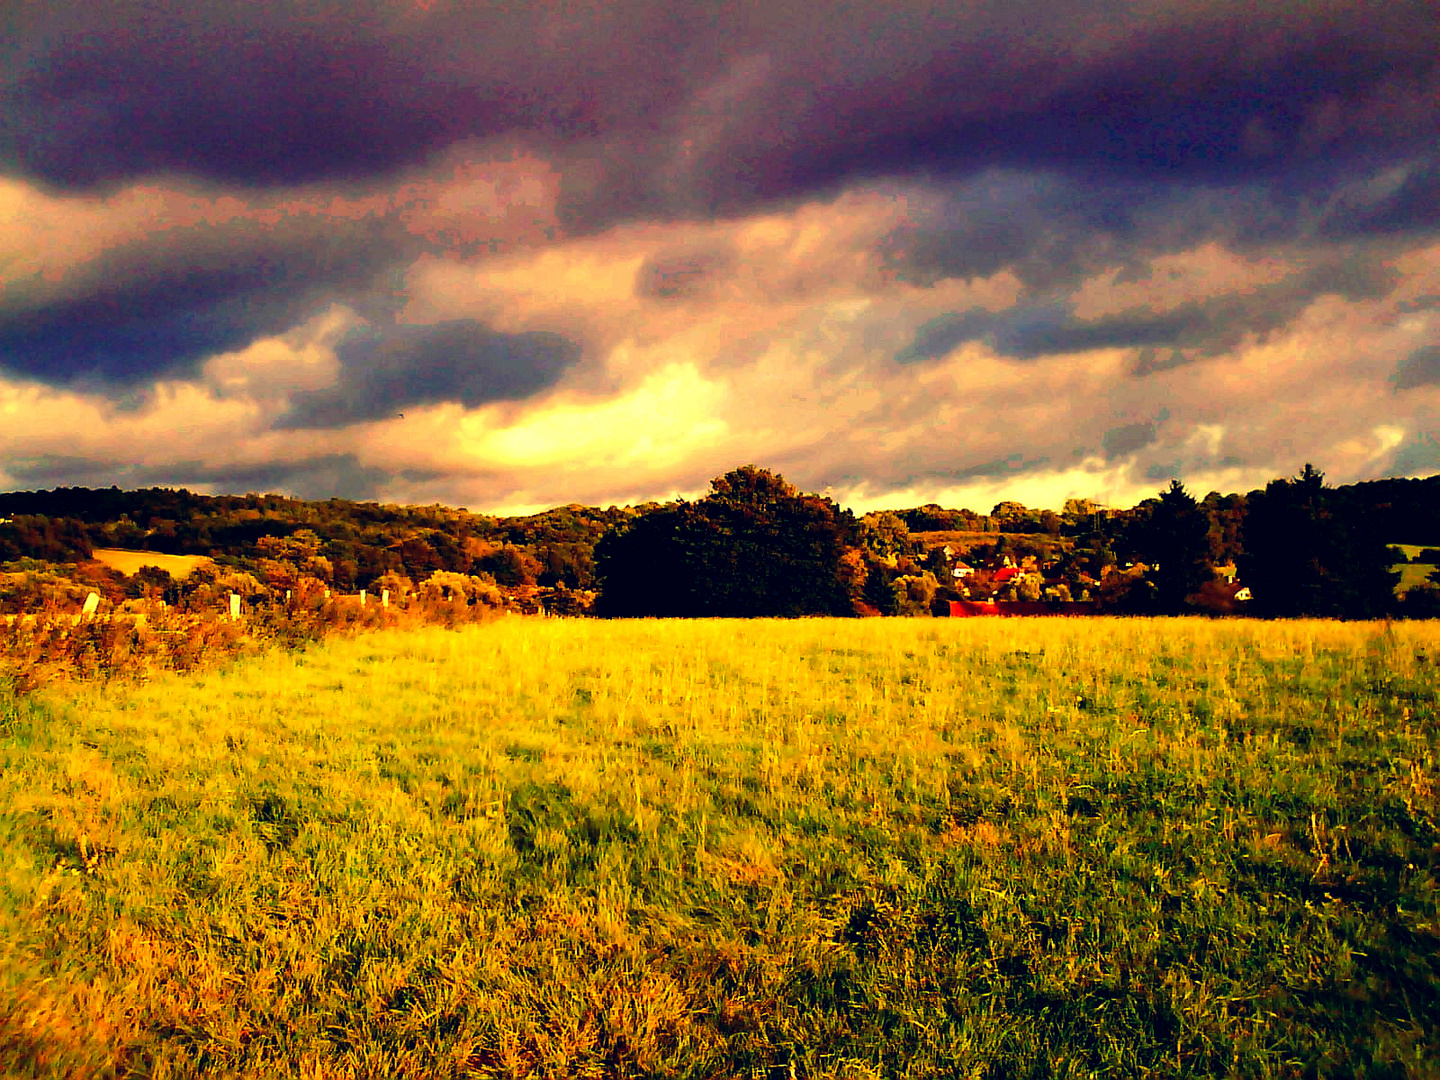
left=594, top=466, right=856, bottom=617
left=1132, top=480, right=1213, bottom=613
left=1238, top=465, right=1399, bottom=618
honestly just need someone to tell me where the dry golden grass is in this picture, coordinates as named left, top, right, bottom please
left=89, top=549, right=213, bottom=580
left=0, top=616, right=1437, bottom=1078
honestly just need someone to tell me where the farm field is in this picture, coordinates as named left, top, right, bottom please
left=89, top=548, right=215, bottom=580
left=1392, top=546, right=1437, bottom=595
left=1, top=618, right=1438, bottom=1079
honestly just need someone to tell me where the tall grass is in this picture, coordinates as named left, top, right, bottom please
left=0, top=595, right=503, bottom=693
left=1, top=617, right=1437, bottom=1078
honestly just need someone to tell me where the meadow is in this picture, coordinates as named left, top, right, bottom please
left=1, top=617, right=1437, bottom=1079
left=88, top=550, right=215, bottom=581
left=1392, top=547, right=1438, bottom=596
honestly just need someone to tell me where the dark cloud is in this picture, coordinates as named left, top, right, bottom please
left=1, top=1, right=710, bottom=193
left=0, top=0, right=1432, bottom=405
left=1103, top=422, right=1158, bottom=459
left=879, top=159, right=1431, bottom=297
left=0, top=215, right=404, bottom=384
left=578, top=3, right=1440, bottom=232
left=897, top=258, right=1398, bottom=370
left=2, top=453, right=399, bottom=501
left=878, top=173, right=1146, bottom=289
left=1387, top=432, right=1440, bottom=478
left=7, top=17, right=554, bottom=191
left=1392, top=345, right=1440, bottom=391
left=4, top=2, right=1436, bottom=237
left=895, top=309, right=1006, bottom=365
left=948, top=454, right=1050, bottom=483
left=1319, top=157, right=1440, bottom=239
left=868, top=455, right=1052, bottom=493
left=279, top=318, right=582, bottom=428
left=204, top=456, right=437, bottom=502
left=897, top=300, right=1184, bottom=364
left=782, top=15, right=1433, bottom=186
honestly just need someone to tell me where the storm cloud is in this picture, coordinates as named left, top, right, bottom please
left=1393, top=345, right=1440, bottom=391
left=897, top=257, right=1400, bottom=371
left=0, top=1, right=1437, bottom=514
left=279, top=319, right=583, bottom=428
left=0, top=219, right=391, bottom=384
left=6, top=2, right=1438, bottom=221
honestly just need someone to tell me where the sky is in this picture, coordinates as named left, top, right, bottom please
left=2, top=1, right=1438, bottom=517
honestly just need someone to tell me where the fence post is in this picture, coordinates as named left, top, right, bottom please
left=82, top=592, right=100, bottom=620
left=382, top=589, right=390, bottom=609
left=229, top=593, right=241, bottom=621
left=360, top=589, right=366, bottom=607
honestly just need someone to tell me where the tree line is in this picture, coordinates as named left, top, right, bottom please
left=0, top=465, right=1434, bottom=618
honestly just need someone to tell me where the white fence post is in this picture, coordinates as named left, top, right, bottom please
left=229, top=593, right=241, bottom=621
left=82, top=592, right=100, bottom=620
left=360, top=589, right=366, bottom=607
left=382, top=589, right=390, bottom=609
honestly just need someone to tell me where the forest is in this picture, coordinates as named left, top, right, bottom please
left=0, top=465, right=1435, bottom=620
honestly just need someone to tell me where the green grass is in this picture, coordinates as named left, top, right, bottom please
left=1391, top=546, right=1437, bottom=596
left=1396, top=563, right=1437, bottom=593
left=2, top=618, right=1438, bottom=1078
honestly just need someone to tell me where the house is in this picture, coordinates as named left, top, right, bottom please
left=1189, top=578, right=1253, bottom=613
left=951, top=561, right=974, bottom=578
left=946, top=599, right=1095, bottom=617
left=992, top=566, right=1025, bottom=587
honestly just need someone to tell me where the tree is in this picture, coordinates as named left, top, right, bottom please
left=1133, top=480, right=1213, bottom=613
left=595, top=466, right=856, bottom=618
left=1201, top=491, right=1247, bottom=567
left=991, top=501, right=1035, bottom=533
left=860, top=512, right=911, bottom=561
left=478, top=544, right=540, bottom=587
left=891, top=572, right=939, bottom=615
left=1238, top=465, right=1399, bottom=618
left=124, top=565, right=177, bottom=603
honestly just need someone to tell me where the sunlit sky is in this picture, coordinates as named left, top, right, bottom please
left=2, top=1, right=1438, bottom=515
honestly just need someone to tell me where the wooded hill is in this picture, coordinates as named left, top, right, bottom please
left=0, top=467, right=1436, bottom=618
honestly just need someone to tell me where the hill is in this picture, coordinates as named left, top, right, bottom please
left=0, top=466, right=1435, bottom=618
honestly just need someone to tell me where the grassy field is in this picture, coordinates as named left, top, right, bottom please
left=1, top=617, right=1438, bottom=1079
left=1392, top=547, right=1437, bottom=596
left=89, top=549, right=215, bottom=580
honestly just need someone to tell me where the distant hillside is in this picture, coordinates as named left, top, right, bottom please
left=0, top=487, right=632, bottom=594
left=0, top=469, right=1434, bottom=614
left=1329, top=475, right=1440, bottom=545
